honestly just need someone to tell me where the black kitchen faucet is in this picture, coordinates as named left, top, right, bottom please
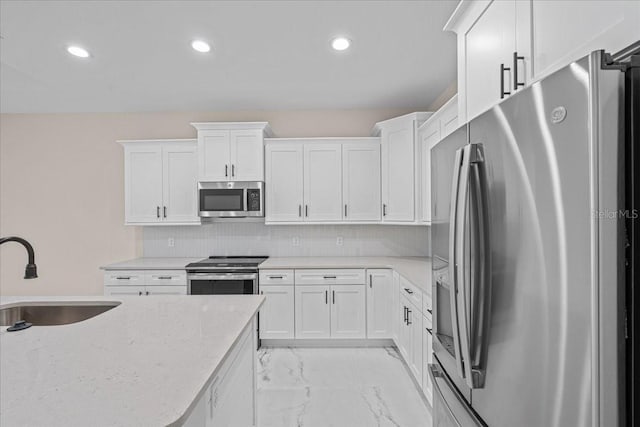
left=0, top=236, right=38, bottom=279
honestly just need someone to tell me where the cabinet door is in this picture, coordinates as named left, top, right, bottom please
left=342, top=142, right=381, bottom=221
left=532, top=1, right=640, bottom=80
left=330, top=284, right=366, bottom=339
left=259, top=286, right=295, bottom=339
left=422, top=316, right=433, bottom=405
left=419, top=121, right=440, bottom=223
left=104, top=285, right=146, bottom=296
left=162, top=143, right=199, bottom=223
left=381, top=123, right=415, bottom=221
left=398, top=300, right=410, bottom=360
left=124, top=145, right=163, bottom=223
left=465, top=0, right=516, bottom=121
left=295, top=285, right=331, bottom=338
left=230, top=129, right=264, bottom=181
left=303, top=143, right=342, bottom=221
left=144, top=285, right=187, bottom=296
left=366, top=269, right=393, bottom=339
left=408, top=304, right=423, bottom=383
left=198, top=130, right=231, bottom=181
left=265, top=144, right=304, bottom=222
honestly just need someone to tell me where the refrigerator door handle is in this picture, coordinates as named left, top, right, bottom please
left=455, top=144, right=475, bottom=388
left=448, top=147, right=465, bottom=379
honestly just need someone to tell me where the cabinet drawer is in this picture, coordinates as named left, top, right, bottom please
left=145, top=271, right=186, bottom=286
left=259, top=269, right=294, bottom=285
left=423, top=293, right=432, bottom=321
left=295, top=269, right=365, bottom=286
left=399, top=275, right=422, bottom=311
left=104, top=271, right=145, bottom=286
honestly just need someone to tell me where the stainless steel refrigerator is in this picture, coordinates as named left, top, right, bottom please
left=429, top=45, right=640, bottom=427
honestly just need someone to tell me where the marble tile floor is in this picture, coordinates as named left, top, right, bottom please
left=257, top=347, right=432, bottom=427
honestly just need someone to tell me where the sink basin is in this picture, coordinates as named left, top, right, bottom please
left=0, top=301, right=121, bottom=326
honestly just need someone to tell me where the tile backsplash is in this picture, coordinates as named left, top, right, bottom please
left=143, top=223, right=430, bottom=258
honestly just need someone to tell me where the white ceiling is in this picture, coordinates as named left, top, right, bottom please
left=0, top=0, right=458, bottom=113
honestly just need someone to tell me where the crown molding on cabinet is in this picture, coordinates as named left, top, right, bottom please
left=371, top=112, right=431, bottom=137
left=442, top=0, right=492, bottom=33
left=117, top=138, right=197, bottom=146
left=190, top=121, right=274, bottom=137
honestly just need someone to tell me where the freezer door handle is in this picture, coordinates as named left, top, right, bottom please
left=448, top=147, right=465, bottom=379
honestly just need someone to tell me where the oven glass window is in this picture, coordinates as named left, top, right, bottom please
left=200, top=189, right=244, bottom=211
left=190, top=279, right=254, bottom=295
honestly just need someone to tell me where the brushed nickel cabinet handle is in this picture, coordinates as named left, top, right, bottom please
left=513, top=51, right=525, bottom=90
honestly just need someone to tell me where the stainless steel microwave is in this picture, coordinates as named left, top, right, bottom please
left=198, top=181, right=264, bottom=218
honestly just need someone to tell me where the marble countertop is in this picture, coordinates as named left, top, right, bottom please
left=260, top=257, right=431, bottom=294
left=0, top=294, right=264, bottom=426
left=100, top=257, right=203, bottom=270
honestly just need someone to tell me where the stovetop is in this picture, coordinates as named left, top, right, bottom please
left=186, top=256, right=268, bottom=270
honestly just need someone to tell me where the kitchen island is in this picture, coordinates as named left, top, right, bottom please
left=0, top=294, right=264, bottom=426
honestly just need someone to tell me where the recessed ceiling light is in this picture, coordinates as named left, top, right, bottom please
left=331, top=37, right=351, bottom=51
left=67, top=45, right=90, bottom=58
left=191, top=40, right=211, bottom=53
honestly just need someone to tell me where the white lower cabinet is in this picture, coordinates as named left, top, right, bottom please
left=184, top=323, right=256, bottom=427
left=259, top=285, right=295, bottom=339
left=294, top=281, right=366, bottom=339
left=295, top=285, right=332, bottom=339
left=398, top=294, right=423, bottom=385
left=330, top=285, right=366, bottom=339
left=422, top=315, right=433, bottom=406
left=366, top=269, right=393, bottom=339
left=103, top=270, right=187, bottom=296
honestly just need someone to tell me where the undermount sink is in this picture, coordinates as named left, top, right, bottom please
left=0, top=301, right=121, bottom=327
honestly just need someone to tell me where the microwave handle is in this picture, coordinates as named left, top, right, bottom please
left=243, top=188, right=248, bottom=212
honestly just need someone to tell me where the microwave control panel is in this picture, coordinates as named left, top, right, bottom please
left=246, top=189, right=261, bottom=211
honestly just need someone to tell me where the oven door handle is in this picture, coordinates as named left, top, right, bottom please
left=187, top=273, right=258, bottom=280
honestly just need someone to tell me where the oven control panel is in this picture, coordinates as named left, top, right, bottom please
left=246, top=189, right=261, bottom=211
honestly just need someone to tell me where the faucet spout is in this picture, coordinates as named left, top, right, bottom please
left=0, top=236, right=38, bottom=279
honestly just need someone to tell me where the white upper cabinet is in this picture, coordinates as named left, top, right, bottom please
left=343, top=141, right=381, bottom=221
left=162, top=144, right=199, bottom=223
left=265, top=138, right=381, bottom=224
left=122, top=139, right=198, bottom=225
left=374, top=113, right=430, bottom=223
left=531, top=1, right=640, bottom=78
left=124, top=145, right=163, bottom=224
left=192, top=122, right=272, bottom=182
left=265, top=143, right=304, bottom=222
left=303, top=143, right=342, bottom=221
left=446, top=0, right=640, bottom=123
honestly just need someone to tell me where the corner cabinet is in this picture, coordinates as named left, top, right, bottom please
left=265, top=138, right=381, bottom=224
left=121, top=139, right=199, bottom=225
left=373, top=113, right=431, bottom=223
left=191, top=122, right=273, bottom=182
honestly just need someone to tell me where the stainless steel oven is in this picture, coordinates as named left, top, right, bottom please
left=198, top=181, right=264, bottom=218
left=187, top=272, right=258, bottom=295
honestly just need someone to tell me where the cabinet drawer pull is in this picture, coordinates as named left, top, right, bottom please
left=500, top=63, right=511, bottom=99
left=426, top=327, right=432, bottom=335
left=157, top=276, right=173, bottom=280
left=145, top=291, right=150, bottom=296
left=116, top=276, right=131, bottom=280
left=404, top=287, right=414, bottom=295
left=323, top=276, right=337, bottom=279
left=138, top=291, right=143, bottom=296
left=427, top=308, right=432, bottom=315
left=513, top=51, right=525, bottom=90
left=268, top=275, right=283, bottom=279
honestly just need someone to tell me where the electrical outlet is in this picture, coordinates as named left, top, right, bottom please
left=292, top=236, right=300, bottom=247
left=336, top=236, right=343, bottom=246
left=167, top=238, right=175, bottom=248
